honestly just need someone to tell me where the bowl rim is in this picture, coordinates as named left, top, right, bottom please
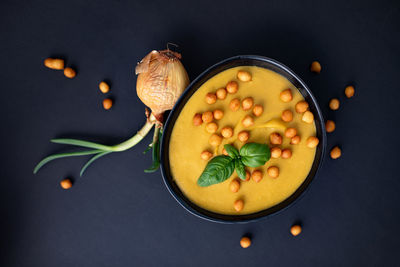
left=160, top=55, right=327, bottom=224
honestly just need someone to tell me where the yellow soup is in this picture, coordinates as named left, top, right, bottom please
left=169, top=66, right=316, bottom=215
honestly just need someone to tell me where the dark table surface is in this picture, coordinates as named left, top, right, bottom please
left=1, top=0, right=399, bottom=266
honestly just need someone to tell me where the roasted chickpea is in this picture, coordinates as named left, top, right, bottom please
left=234, top=199, right=244, bottom=212
left=200, top=151, right=213, bottom=160
left=206, top=122, right=218, bottom=133
left=329, top=98, right=340, bottom=110
left=63, top=67, right=76, bottom=78
left=202, top=111, right=214, bottom=123
left=302, top=111, right=314, bottom=124
left=310, top=61, right=321, bottom=73
left=237, top=70, right=252, bottom=82
left=252, top=170, right=263, bottom=183
left=216, top=88, right=227, bottom=100
left=306, top=136, right=319, bottom=148
left=230, top=178, right=240, bottom=193
left=280, top=89, right=293, bottom=102
left=291, top=135, right=301, bottom=145
left=270, top=132, right=282, bottom=145
left=285, top=128, right=297, bottom=138
left=229, top=98, right=241, bottom=111
left=99, top=81, right=110, bottom=93
left=242, top=97, right=254, bottom=111
left=103, top=98, right=113, bottom=110
left=209, top=134, right=222, bottom=146
left=281, top=109, right=293, bottom=122
left=271, top=147, right=282, bottom=159
left=213, top=109, right=224, bottom=120
left=238, top=131, right=250, bottom=142
left=240, top=237, right=251, bottom=248
left=295, top=101, right=309, bottom=113
left=325, top=120, right=336, bottom=133
left=330, top=146, right=341, bottom=159
left=193, top=113, right=203, bottom=126
left=252, top=104, right=263, bottom=117
left=226, top=81, right=239, bottom=94
left=242, top=115, right=254, bottom=128
left=245, top=171, right=250, bottom=181
left=345, top=85, right=355, bottom=98
left=60, top=178, right=72, bottom=189
left=290, top=225, right=302, bottom=236
left=221, top=126, right=234, bottom=138
left=222, top=148, right=229, bottom=156
left=205, top=93, right=217, bottom=104
left=281, top=149, right=292, bottom=159
left=267, top=166, right=279, bottom=178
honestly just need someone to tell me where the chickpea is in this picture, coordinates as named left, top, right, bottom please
left=238, top=131, right=250, bottom=142
left=209, top=134, right=223, bottom=146
left=234, top=199, right=244, bottom=212
left=281, top=109, right=293, bottom=122
left=345, top=85, right=355, bottom=98
left=291, top=135, right=301, bottom=145
left=193, top=113, right=203, bottom=126
left=245, top=171, right=250, bottom=181
left=221, top=126, right=234, bottom=138
left=330, top=146, right=341, bottom=159
left=200, top=151, right=213, bottom=160
left=99, top=81, right=110, bottom=93
left=229, top=98, right=241, bottom=111
left=280, top=89, right=293, bottom=102
left=325, top=120, right=336, bottom=133
left=270, top=132, right=282, bottom=145
left=213, top=109, right=224, bottom=120
left=267, top=166, right=279, bottom=178
left=103, top=98, right=113, bottom=110
left=226, top=81, right=239, bottom=94
left=230, top=178, right=240, bottom=193
left=285, top=128, right=297, bottom=138
left=252, top=104, right=264, bottom=117
left=252, top=170, right=263, bottom=183
left=205, top=93, right=217, bottom=104
left=290, top=225, right=302, bottom=236
left=271, top=147, right=282, bottom=159
left=206, top=122, right=218, bottom=133
left=306, top=136, right=319, bottom=148
left=329, top=98, right=340, bottom=110
left=237, top=70, right=252, bottom=82
left=202, top=111, right=214, bottom=123
left=60, top=178, right=72, bottom=189
left=281, top=149, right=292, bottom=159
left=295, top=101, right=309, bottom=113
left=240, top=237, right=251, bottom=248
left=44, top=58, right=64, bottom=70
left=302, top=111, right=314, bottom=124
left=216, top=88, right=227, bottom=100
left=63, top=67, right=76, bottom=78
left=222, top=148, right=229, bottom=156
left=310, top=61, right=321, bottom=73
left=242, top=115, right=254, bottom=128
left=242, top=97, right=254, bottom=111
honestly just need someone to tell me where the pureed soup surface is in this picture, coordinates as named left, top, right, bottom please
left=169, top=66, right=316, bottom=215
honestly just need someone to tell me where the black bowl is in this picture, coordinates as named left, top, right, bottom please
left=160, top=55, right=327, bottom=223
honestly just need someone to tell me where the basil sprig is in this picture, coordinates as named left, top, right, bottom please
left=197, top=143, right=271, bottom=187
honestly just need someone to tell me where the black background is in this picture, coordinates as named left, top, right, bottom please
left=1, top=0, right=399, bottom=266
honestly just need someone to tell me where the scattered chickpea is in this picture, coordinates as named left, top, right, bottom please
left=226, top=81, right=239, bottom=94
left=271, top=147, right=282, bottom=158
left=206, top=122, right=218, bottom=133
left=280, top=89, right=293, bottom=102
left=221, top=126, right=234, bottom=138
left=229, top=98, right=241, bottom=111
left=44, top=58, right=64, bottom=70
left=99, top=81, right=110, bottom=93
left=330, top=146, right=342, bottom=159
left=302, top=111, right=314, bottom=124
left=237, top=70, right=252, bottom=82
left=270, top=132, right=282, bottom=145
left=242, top=97, right=254, bottom=111
left=202, top=111, right=214, bottom=123
left=240, top=237, right=251, bottom=248
left=193, top=113, right=203, bottom=126
left=63, top=67, right=76, bottom=78
left=325, top=120, right=336, bottom=133
left=209, top=134, right=223, bottom=146
left=290, top=225, right=302, bottom=236
left=291, top=135, right=301, bottom=145
left=60, top=178, right=72, bottom=189
left=295, top=101, right=309, bottom=113
left=310, top=61, right=321, bottom=73
left=281, top=149, right=292, bottom=159
left=267, top=166, right=279, bottom=178
left=230, top=178, right=240, bottom=193
left=252, top=104, right=263, bottom=117
left=345, top=85, right=355, bottom=98
left=213, top=109, right=224, bottom=120
left=238, top=131, right=250, bottom=142
left=216, top=88, right=227, bottom=100
left=306, top=136, right=319, bottom=148
left=329, top=98, right=340, bottom=110
left=200, top=151, right=213, bottom=160
left=103, top=98, right=113, bottom=110
left=234, top=199, right=244, bottom=212
left=245, top=171, right=250, bottom=181
left=285, top=128, right=297, bottom=138
left=242, top=115, right=254, bottom=128
left=252, top=170, right=263, bottom=183
left=281, top=109, right=293, bottom=122
left=205, top=93, right=217, bottom=104
left=222, top=148, right=229, bottom=156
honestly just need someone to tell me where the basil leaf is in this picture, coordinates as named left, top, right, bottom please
left=197, top=156, right=235, bottom=187
left=224, top=144, right=239, bottom=158
left=235, top=159, right=247, bottom=180
left=240, top=143, right=271, bottom=167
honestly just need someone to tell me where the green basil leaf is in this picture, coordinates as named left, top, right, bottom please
left=235, top=159, right=247, bottom=180
left=224, top=144, right=239, bottom=158
left=240, top=143, right=271, bottom=167
left=197, top=156, right=235, bottom=187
